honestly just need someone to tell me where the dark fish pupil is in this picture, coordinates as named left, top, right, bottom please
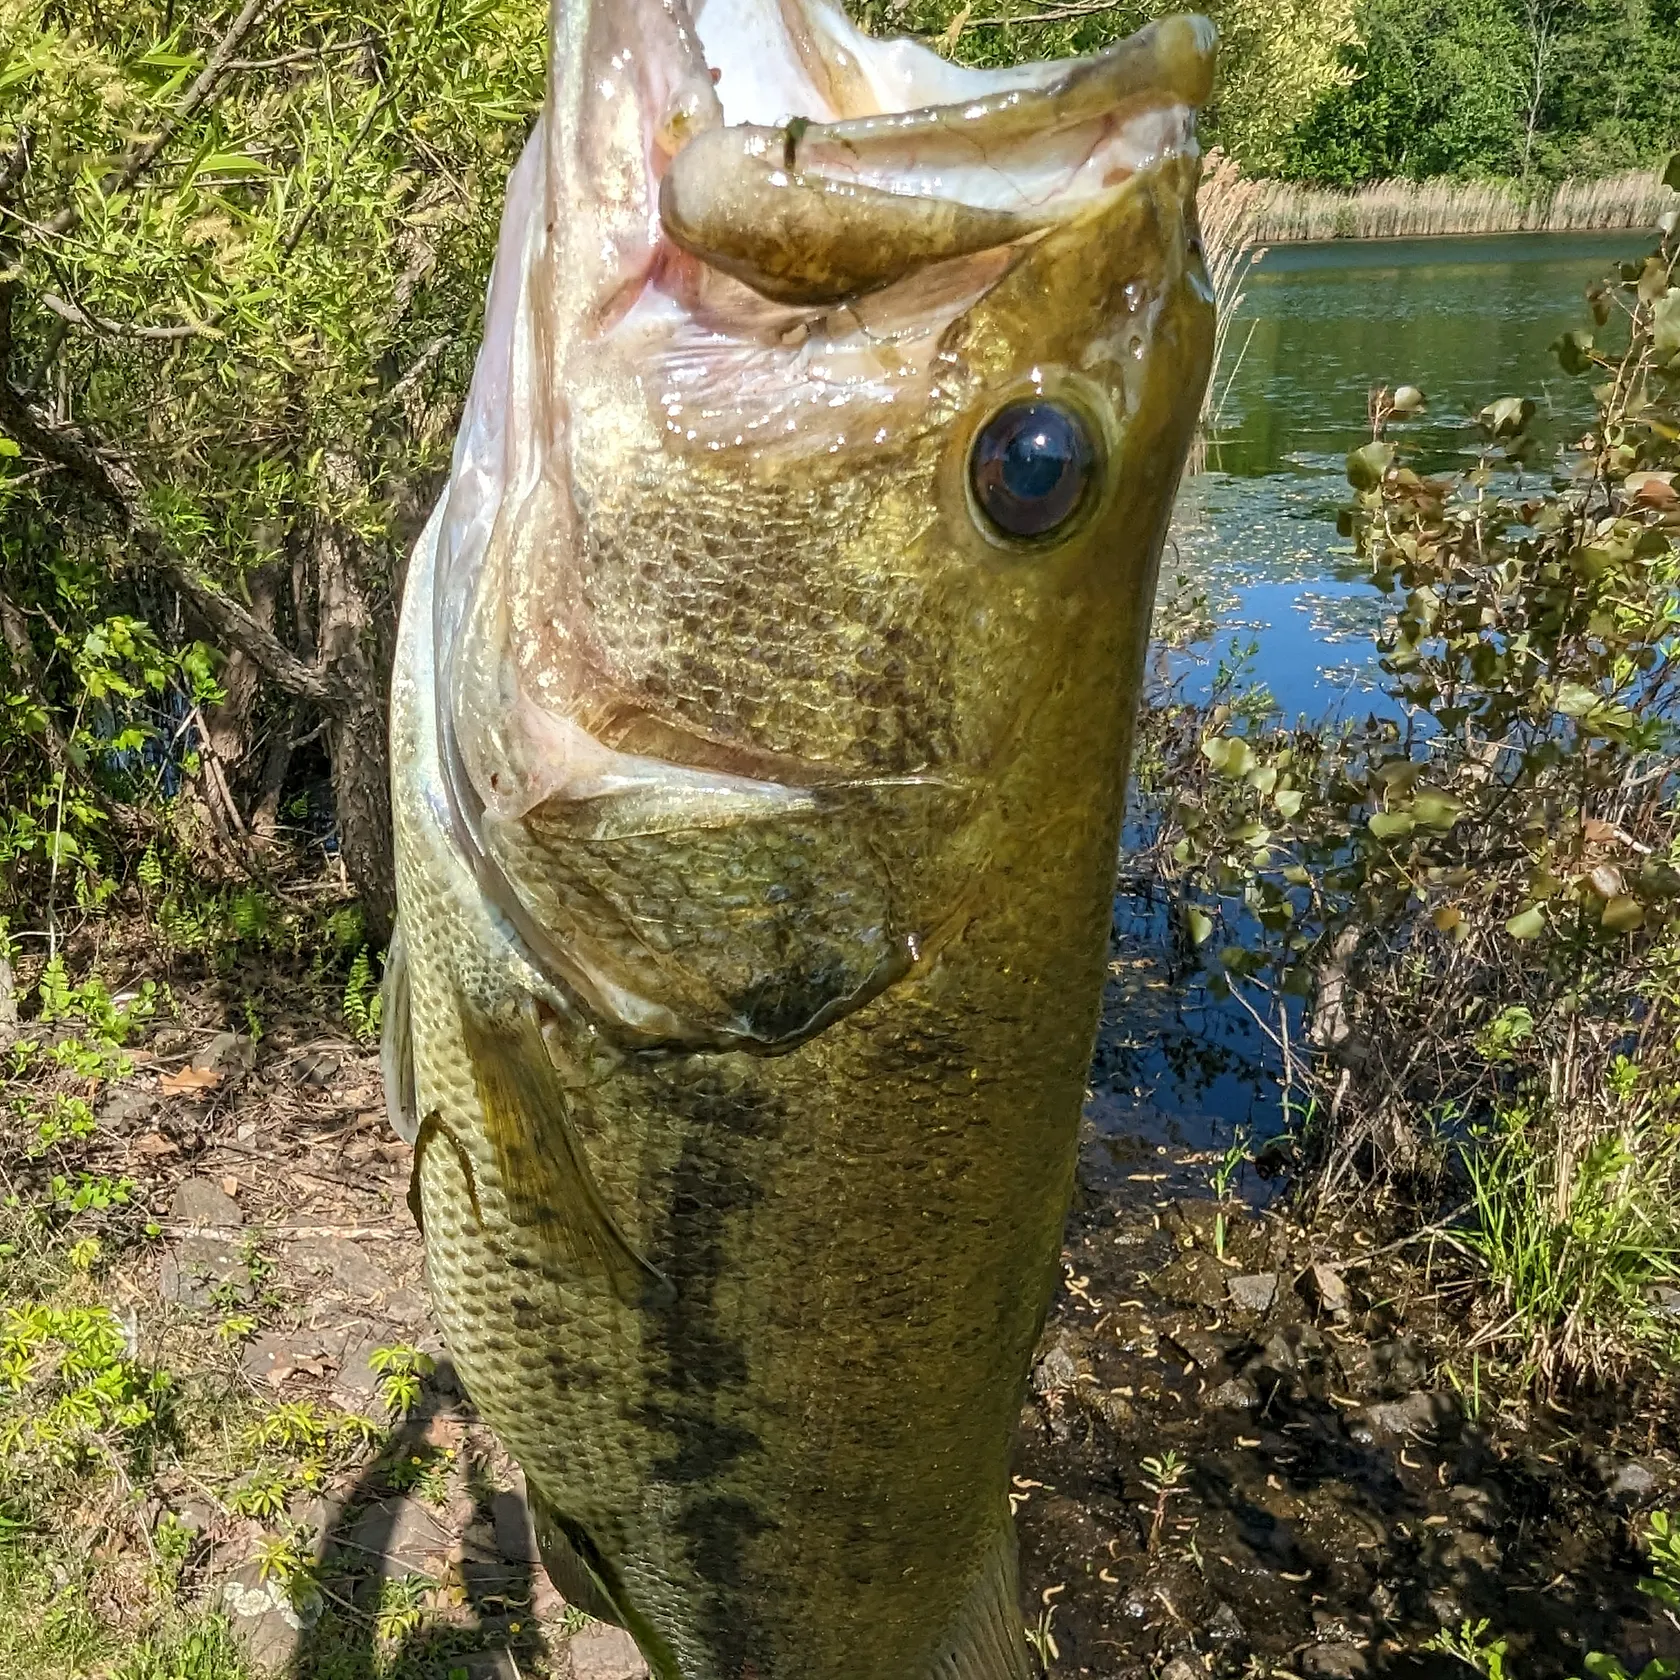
left=970, top=401, right=1094, bottom=541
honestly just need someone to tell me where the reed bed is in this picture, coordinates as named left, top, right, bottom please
left=1253, top=168, right=1678, bottom=243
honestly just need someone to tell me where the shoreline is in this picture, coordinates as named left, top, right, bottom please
left=1239, top=165, right=1676, bottom=245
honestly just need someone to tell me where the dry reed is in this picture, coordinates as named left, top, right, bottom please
left=1253, top=167, right=1678, bottom=243
left=1191, top=151, right=1272, bottom=467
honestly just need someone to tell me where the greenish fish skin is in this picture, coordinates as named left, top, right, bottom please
left=384, top=3, right=1216, bottom=1676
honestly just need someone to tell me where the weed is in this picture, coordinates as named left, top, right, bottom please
left=342, top=946, right=383, bottom=1044
left=215, top=1313, right=258, bottom=1346
left=226, top=1466, right=289, bottom=1521
left=373, top=1572, right=433, bottom=1643
left=1462, top=1116, right=1680, bottom=1381
left=383, top=1442, right=455, bottom=1504
left=111, top=1614, right=248, bottom=1680
left=253, top=1529, right=325, bottom=1621
left=1023, top=1584, right=1063, bottom=1670
left=369, top=1343, right=434, bottom=1418
left=1426, top=1620, right=1510, bottom=1677
left=1140, top=1451, right=1190, bottom=1553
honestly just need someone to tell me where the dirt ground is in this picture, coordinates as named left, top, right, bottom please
left=6, top=933, right=1679, bottom=1679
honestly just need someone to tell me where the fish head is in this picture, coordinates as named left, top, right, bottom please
left=430, top=1, right=1216, bottom=1051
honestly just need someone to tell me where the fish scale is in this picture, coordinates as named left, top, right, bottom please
left=388, top=3, right=1215, bottom=1675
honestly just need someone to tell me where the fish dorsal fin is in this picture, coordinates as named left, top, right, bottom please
left=457, top=990, right=669, bottom=1305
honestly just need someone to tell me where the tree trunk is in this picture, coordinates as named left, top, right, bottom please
left=315, top=518, right=396, bottom=939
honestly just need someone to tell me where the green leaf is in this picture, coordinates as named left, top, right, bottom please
left=1346, top=441, right=1395, bottom=491
left=1506, top=905, right=1547, bottom=940
left=0, top=436, right=18, bottom=458
left=1368, top=810, right=1416, bottom=841
left=1274, top=788, right=1304, bottom=819
left=1186, top=908, right=1213, bottom=946
left=1552, top=330, right=1595, bottom=375
left=1554, top=681, right=1601, bottom=719
left=1602, top=895, right=1644, bottom=933
left=1412, top=791, right=1467, bottom=830
left=1654, top=291, right=1680, bottom=357
left=1201, top=736, right=1257, bottom=778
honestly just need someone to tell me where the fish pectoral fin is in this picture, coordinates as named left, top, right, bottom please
left=380, top=921, right=418, bottom=1145
left=927, top=1517, right=1035, bottom=1680
left=528, top=1495, right=623, bottom=1627
left=458, top=992, right=667, bottom=1304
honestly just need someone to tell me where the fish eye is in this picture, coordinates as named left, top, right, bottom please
left=969, top=401, right=1095, bottom=542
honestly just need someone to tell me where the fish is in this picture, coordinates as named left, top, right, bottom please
left=383, top=3, right=1215, bottom=1676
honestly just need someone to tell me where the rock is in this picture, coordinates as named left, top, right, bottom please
left=1303, top=1645, right=1368, bottom=1679
left=1360, top=1391, right=1457, bottom=1442
left=337, top=1496, right=454, bottom=1578
left=1609, top=1461, right=1660, bottom=1505
left=159, top=1234, right=251, bottom=1308
left=97, top=1087, right=156, bottom=1131
left=569, top=1623, right=650, bottom=1680
left=193, top=1031, right=259, bottom=1075
left=1227, top=1273, right=1278, bottom=1314
left=453, top=1654, right=522, bottom=1680
left=170, top=1176, right=243, bottom=1228
left=293, top=1050, right=342, bottom=1087
left=243, top=1327, right=352, bottom=1389
left=1651, top=1286, right=1680, bottom=1318
left=1366, top=1337, right=1428, bottom=1392
left=169, top=1495, right=219, bottom=1537
left=1151, top=1251, right=1230, bottom=1310
left=1207, top=1377, right=1260, bottom=1410
left=1302, top=1262, right=1351, bottom=1316
left=382, top=1284, right=432, bottom=1327
left=1167, top=1199, right=1226, bottom=1248
left=1448, top=1482, right=1502, bottom=1529
left=492, top=1486, right=541, bottom=1565
left=1161, top=1660, right=1204, bottom=1680
left=1032, top=1344, right=1082, bottom=1397
left=220, top=1560, right=321, bottom=1674
left=289, top=1236, right=397, bottom=1300
left=1207, top=1603, right=1245, bottom=1644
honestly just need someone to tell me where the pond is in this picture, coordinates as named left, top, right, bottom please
left=1171, top=229, right=1654, bottom=720
left=1100, top=229, right=1656, bottom=1168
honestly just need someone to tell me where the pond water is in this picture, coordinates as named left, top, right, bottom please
left=1171, top=229, right=1652, bottom=719
left=1101, top=230, right=1655, bottom=1173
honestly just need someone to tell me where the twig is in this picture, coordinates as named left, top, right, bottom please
left=39, top=291, right=208, bottom=342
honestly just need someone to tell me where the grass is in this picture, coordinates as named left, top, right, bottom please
left=1254, top=166, right=1679, bottom=242
left=1461, top=1110, right=1680, bottom=1386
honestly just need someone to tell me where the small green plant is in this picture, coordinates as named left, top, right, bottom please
left=254, top=1530, right=324, bottom=1620
left=1639, top=1510, right=1680, bottom=1620
left=369, top=1344, right=434, bottom=1418
left=384, top=1443, right=455, bottom=1504
left=374, top=1573, right=433, bottom=1643
left=1426, top=1620, right=1510, bottom=1678
left=215, top=1314, right=258, bottom=1346
left=1023, top=1589, right=1061, bottom=1671
left=342, top=947, right=383, bottom=1044
left=1210, top=1126, right=1250, bottom=1257
left=1140, top=1450, right=1189, bottom=1553
left=227, top=1467, right=289, bottom=1521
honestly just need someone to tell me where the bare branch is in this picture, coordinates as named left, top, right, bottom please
left=0, top=379, right=354, bottom=712
left=40, top=291, right=209, bottom=342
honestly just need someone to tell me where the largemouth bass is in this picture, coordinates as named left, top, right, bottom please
left=384, top=4, right=1215, bottom=1676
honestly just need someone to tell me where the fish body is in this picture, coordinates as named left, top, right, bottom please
left=385, top=4, right=1215, bottom=1676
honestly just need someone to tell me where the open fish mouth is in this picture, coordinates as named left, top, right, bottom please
left=660, top=2, right=1217, bottom=304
